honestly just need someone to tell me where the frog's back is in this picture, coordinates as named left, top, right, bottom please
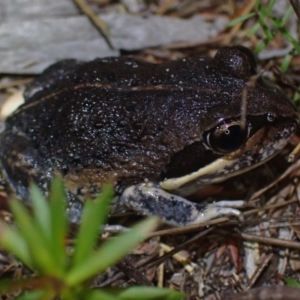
left=3, top=57, right=224, bottom=193
left=23, top=56, right=218, bottom=103
left=9, top=55, right=251, bottom=164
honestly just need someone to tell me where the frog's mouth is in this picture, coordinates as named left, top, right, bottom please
left=160, top=119, right=297, bottom=196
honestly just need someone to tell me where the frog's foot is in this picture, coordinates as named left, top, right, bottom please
left=66, top=193, right=84, bottom=223
left=195, top=200, right=244, bottom=224
left=119, top=183, right=245, bottom=227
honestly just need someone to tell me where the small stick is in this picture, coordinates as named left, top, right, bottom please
left=72, top=0, right=114, bottom=50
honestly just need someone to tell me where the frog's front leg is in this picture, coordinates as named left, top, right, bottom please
left=119, top=183, right=244, bottom=226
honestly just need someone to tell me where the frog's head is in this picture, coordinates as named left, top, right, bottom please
left=160, top=46, right=299, bottom=196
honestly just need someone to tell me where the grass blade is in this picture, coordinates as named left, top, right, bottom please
left=281, top=6, right=293, bottom=26
left=227, top=13, right=255, bottom=27
left=280, top=53, right=293, bottom=73
left=266, top=0, right=276, bottom=15
left=281, top=29, right=300, bottom=54
left=254, top=39, right=267, bottom=53
left=247, top=22, right=260, bottom=37
left=258, top=15, right=273, bottom=41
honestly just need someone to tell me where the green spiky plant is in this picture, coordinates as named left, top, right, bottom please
left=0, top=178, right=184, bottom=300
left=228, top=0, right=299, bottom=72
left=228, top=0, right=300, bottom=107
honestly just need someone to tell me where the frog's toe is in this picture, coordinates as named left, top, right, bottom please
left=212, top=200, right=245, bottom=208
left=195, top=202, right=244, bottom=224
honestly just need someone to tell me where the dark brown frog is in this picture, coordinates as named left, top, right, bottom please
left=0, top=46, right=298, bottom=226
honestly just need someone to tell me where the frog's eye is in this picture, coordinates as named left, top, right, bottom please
left=205, top=120, right=250, bottom=153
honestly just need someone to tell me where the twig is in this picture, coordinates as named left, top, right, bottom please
left=217, top=229, right=300, bottom=250
left=72, top=0, right=114, bottom=50
left=116, top=258, right=153, bottom=286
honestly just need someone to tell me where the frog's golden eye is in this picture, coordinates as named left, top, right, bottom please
left=205, top=120, right=250, bottom=153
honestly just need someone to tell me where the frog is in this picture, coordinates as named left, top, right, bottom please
left=0, top=46, right=298, bottom=226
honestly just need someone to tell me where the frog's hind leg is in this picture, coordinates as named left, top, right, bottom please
left=119, top=183, right=244, bottom=226
left=0, top=131, right=52, bottom=201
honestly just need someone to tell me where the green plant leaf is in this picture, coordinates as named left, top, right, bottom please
left=29, top=184, right=51, bottom=240
left=73, top=185, right=113, bottom=266
left=49, top=177, right=68, bottom=269
left=0, top=220, right=32, bottom=268
left=283, top=277, right=300, bottom=288
left=108, top=286, right=185, bottom=300
left=9, top=199, right=58, bottom=275
left=15, top=290, right=47, bottom=300
left=0, top=181, right=181, bottom=299
left=293, top=85, right=300, bottom=102
left=80, top=289, right=120, bottom=300
left=15, top=289, right=57, bottom=300
left=66, top=217, right=157, bottom=285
